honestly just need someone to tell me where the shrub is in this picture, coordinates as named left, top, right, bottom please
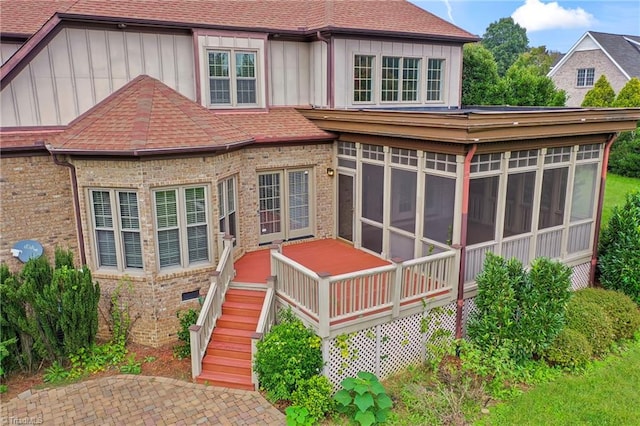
left=467, top=253, right=572, bottom=363
left=254, top=309, right=323, bottom=402
left=564, top=297, right=615, bottom=357
left=173, top=308, right=199, bottom=359
left=599, top=191, right=640, bottom=304
left=291, top=375, right=335, bottom=423
left=544, top=328, right=592, bottom=370
left=334, top=371, right=393, bottom=426
left=574, top=288, right=640, bottom=340
left=608, top=130, right=640, bottom=178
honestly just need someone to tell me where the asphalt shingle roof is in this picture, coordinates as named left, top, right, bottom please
left=590, top=31, right=640, bottom=78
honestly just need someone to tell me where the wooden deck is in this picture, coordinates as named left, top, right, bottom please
left=233, top=239, right=391, bottom=284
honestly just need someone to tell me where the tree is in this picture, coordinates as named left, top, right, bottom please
left=502, top=65, right=566, bottom=106
left=613, top=77, right=640, bottom=107
left=581, top=75, right=616, bottom=107
left=461, top=43, right=502, bottom=105
left=511, top=46, right=561, bottom=76
left=482, top=17, right=529, bottom=76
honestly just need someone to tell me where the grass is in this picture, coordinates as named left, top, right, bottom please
left=478, top=339, right=640, bottom=426
left=602, top=173, right=640, bottom=229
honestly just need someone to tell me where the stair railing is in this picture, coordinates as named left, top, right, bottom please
left=189, top=235, right=235, bottom=379
left=250, top=275, right=277, bottom=390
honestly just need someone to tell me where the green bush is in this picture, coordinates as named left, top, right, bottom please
left=254, top=309, right=323, bottom=402
left=291, top=375, right=335, bottom=423
left=543, top=328, right=592, bottom=370
left=574, top=288, right=640, bottom=340
left=173, top=309, right=199, bottom=359
left=467, top=253, right=572, bottom=363
left=599, top=191, right=640, bottom=304
left=608, top=130, right=640, bottom=178
left=564, top=297, right=615, bottom=357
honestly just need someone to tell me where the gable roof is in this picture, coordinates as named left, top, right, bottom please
left=548, top=31, right=640, bottom=80
left=0, top=0, right=477, bottom=41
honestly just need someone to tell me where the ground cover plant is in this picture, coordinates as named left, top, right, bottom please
left=602, top=174, right=640, bottom=228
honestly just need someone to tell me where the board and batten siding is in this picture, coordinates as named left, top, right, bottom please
left=268, top=40, right=311, bottom=106
left=197, top=33, right=266, bottom=109
left=0, top=28, right=195, bottom=127
left=1, top=42, right=21, bottom=65
left=332, top=38, right=462, bottom=109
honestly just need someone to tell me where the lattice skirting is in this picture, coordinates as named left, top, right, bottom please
left=571, top=262, right=591, bottom=291
left=325, top=302, right=457, bottom=388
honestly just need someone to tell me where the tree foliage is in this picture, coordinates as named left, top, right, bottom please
left=581, top=75, right=616, bottom=107
left=481, top=17, right=529, bottom=76
left=511, top=46, right=561, bottom=76
left=461, top=43, right=501, bottom=105
left=502, top=65, right=566, bottom=106
left=613, top=77, right=640, bottom=107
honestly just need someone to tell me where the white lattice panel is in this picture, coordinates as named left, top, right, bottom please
left=571, top=262, right=591, bottom=291
left=378, top=314, right=425, bottom=379
left=327, top=328, right=378, bottom=388
left=462, top=297, right=478, bottom=337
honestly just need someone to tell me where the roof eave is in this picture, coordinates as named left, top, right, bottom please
left=320, top=26, right=479, bottom=43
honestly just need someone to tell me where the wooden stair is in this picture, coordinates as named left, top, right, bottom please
left=196, top=288, right=265, bottom=390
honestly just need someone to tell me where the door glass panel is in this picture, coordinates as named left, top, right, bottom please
left=338, top=174, right=354, bottom=241
left=288, top=171, right=309, bottom=230
left=259, top=173, right=281, bottom=235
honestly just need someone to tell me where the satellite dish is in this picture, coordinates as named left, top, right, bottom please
left=11, top=240, right=44, bottom=263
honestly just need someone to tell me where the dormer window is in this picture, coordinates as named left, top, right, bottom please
left=576, top=68, right=595, bottom=87
left=208, top=50, right=257, bottom=106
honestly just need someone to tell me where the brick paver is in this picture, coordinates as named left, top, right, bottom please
left=1, top=375, right=285, bottom=425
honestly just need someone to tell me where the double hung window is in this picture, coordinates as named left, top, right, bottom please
left=208, top=50, right=257, bottom=106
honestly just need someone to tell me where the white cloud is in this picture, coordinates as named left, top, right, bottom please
left=512, top=0, right=595, bottom=32
left=441, top=0, right=455, bottom=23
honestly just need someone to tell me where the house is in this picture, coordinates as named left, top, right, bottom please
left=548, top=31, right=640, bottom=107
left=2, top=1, right=639, bottom=389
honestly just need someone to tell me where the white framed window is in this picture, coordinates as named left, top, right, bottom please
left=218, top=176, right=238, bottom=245
left=207, top=50, right=257, bottom=106
left=426, top=58, right=445, bottom=101
left=258, top=169, right=314, bottom=244
left=354, top=55, right=375, bottom=103
left=154, top=186, right=210, bottom=269
left=576, top=68, right=595, bottom=87
left=381, top=57, right=421, bottom=102
left=90, top=190, right=143, bottom=271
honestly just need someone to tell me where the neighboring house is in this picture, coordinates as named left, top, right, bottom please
left=548, top=31, right=640, bottom=107
left=2, top=1, right=639, bottom=388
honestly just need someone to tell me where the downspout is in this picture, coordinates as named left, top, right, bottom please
left=316, top=31, right=333, bottom=108
left=455, top=143, right=477, bottom=340
left=51, top=152, right=87, bottom=266
left=589, top=133, right=618, bottom=286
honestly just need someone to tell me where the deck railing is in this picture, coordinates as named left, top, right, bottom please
left=250, top=277, right=277, bottom=389
left=189, top=236, right=235, bottom=379
left=271, top=246, right=456, bottom=338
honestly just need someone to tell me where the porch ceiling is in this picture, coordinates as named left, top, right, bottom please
left=234, top=239, right=390, bottom=284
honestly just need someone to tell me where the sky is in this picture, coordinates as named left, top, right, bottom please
left=409, top=0, right=640, bottom=53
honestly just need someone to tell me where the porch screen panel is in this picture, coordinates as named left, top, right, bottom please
left=570, top=163, right=598, bottom=221
left=361, top=163, right=384, bottom=223
left=155, top=190, right=180, bottom=267
left=259, top=173, right=282, bottom=235
left=118, top=192, right=142, bottom=268
left=361, top=223, right=383, bottom=254
left=503, top=171, right=535, bottom=238
left=288, top=171, right=310, bottom=231
left=390, top=231, right=414, bottom=260
left=424, top=175, right=455, bottom=244
left=538, top=168, right=568, bottom=229
left=390, top=168, right=416, bottom=232
left=185, top=187, right=208, bottom=263
left=92, top=191, right=117, bottom=267
left=468, top=176, right=499, bottom=246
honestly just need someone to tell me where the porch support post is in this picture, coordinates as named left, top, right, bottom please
left=318, top=272, right=331, bottom=338
left=189, top=324, right=202, bottom=379
left=455, top=144, right=477, bottom=340
left=269, top=240, right=283, bottom=278
left=391, top=257, right=404, bottom=318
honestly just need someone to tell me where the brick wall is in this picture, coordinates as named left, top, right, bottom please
left=0, top=154, right=78, bottom=270
left=551, top=49, right=629, bottom=107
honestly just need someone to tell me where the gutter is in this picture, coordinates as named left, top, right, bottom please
left=455, top=143, right=477, bottom=340
left=316, top=31, right=334, bottom=108
left=49, top=151, right=87, bottom=266
left=589, top=133, right=618, bottom=285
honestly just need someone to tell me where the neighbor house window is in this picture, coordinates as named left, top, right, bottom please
left=426, top=59, right=444, bottom=101
left=354, top=55, right=375, bottom=102
left=381, top=57, right=420, bottom=102
left=91, top=190, right=143, bottom=271
left=218, top=176, right=237, bottom=244
left=576, top=68, right=595, bottom=87
left=208, top=50, right=256, bottom=106
left=154, top=186, right=210, bottom=269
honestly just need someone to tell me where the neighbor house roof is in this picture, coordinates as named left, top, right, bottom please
left=548, top=31, right=640, bottom=80
left=0, top=0, right=477, bottom=41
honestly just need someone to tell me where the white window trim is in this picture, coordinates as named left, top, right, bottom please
left=153, top=185, right=212, bottom=271
left=425, top=58, right=446, bottom=103
left=218, top=175, right=238, bottom=246
left=205, top=48, right=260, bottom=108
left=353, top=54, right=377, bottom=105
left=576, top=67, right=595, bottom=88
left=379, top=56, right=422, bottom=104
left=89, top=189, right=144, bottom=273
